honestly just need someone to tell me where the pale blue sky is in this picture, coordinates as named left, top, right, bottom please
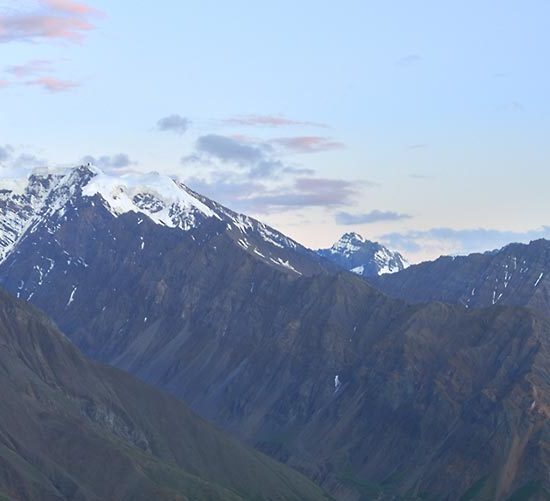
left=1, top=1, right=549, bottom=261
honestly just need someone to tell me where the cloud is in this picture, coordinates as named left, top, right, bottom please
left=381, top=226, right=550, bottom=256
left=271, top=136, right=344, bottom=154
left=0, top=79, right=8, bottom=88
left=24, top=76, right=79, bottom=92
left=0, top=145, right=45, bottom=170
left=335, top=210, right=412, bottom=225
left=81, top=153, right=136, bottom=170
left=10, top=153, right=46, bottom=170
left=222, top=114, right=328, bottom=128
left=6, top=59, right=54, bottom=77
left=397, top=54, right=422, bottom=66
left=196, top=134, right=267, bottom=166
left=0, top=0, right=102, bottom=44
left=182, top=131, right=356, bottom=209
left=407, top=143, right=428, bottom=150
left=156, top=114, right=190, bottom=135
left=0, top=145, right=14, bottom=162
left=185, top=174, right=360, bottom=214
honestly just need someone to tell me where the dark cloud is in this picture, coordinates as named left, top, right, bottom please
left=0, top=0, right=103, bottom=44
left=335, top=210, right=412, bottom=225
left=222, top=114, right=328, bottom=128
left=271, top=136, right=344, bottom=154
left=81, top=153, right=136, bottom=170
left=156, top=114, right=190, bottom=135
left=196, top=134, right=266, bottom=165
left=381, top=227, right=550, bottom=255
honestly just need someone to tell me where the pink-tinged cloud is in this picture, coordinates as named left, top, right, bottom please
left=0, top=79, right=9, bottom=88
left=223, top=114, right=328, bottom=128
left=44, top=0, right=99, bottom=16
left=25, top=77, right=80, bottom=92
left=0, top=0, right=103, bottom=44
left=6, top=59, right=54, bottom=78
left=271, top=136, right=345, bottom=153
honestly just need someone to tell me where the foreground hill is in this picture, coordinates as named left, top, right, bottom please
left=1, top=166, right=550, bottom=499
left=0, top=288, right=328, bottom=500
left=369, top=239, right=550, bottom=314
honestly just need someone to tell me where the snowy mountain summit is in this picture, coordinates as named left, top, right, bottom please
left=0, top=164, right=326, bottom=277
left=317, top=232, right=408, bottom=277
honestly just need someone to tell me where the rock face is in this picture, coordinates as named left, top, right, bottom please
left=1, top=166, right=550, bottom=500
left=369, top=239, right=550, bottom=315
left=317, top=232, right=408, bottom=277
left=0, top=288, right=328, bottom=501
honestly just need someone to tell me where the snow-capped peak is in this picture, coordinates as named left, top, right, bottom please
left=81, top=167, right=219, bottom=229
left=318, top=233, right=409, bottom=277
left=0, top=164, right=315, bottom=276
left=330, top=232, right=366, bottom=256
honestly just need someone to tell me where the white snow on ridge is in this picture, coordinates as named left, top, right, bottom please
left=82, top=170, right=218, bottom=228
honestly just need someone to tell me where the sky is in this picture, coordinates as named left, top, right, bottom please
left=1, top=0, right=549, bottom=262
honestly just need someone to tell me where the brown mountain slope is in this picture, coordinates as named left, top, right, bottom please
left=0, top=288, right=329, bottom=501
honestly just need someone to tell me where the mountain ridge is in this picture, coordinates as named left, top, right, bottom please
left=1, top=166, right=550, bottom=499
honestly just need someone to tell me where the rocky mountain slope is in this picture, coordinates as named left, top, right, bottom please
left=0, top=287, right=328, bottom=501
left=369, top=239, right=550, bottom=315
left=317, top=232, right=408, bottom=277
left=1, top=165, right=550, bottom=499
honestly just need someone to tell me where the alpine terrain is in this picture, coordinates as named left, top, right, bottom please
left=1, top=165, right=550, bottom=500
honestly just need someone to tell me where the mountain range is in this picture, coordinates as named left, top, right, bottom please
left=1, top=165, right=550, bottom=500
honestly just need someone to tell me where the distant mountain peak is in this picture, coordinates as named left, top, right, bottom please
left=318, top=232, right=408, bottom=277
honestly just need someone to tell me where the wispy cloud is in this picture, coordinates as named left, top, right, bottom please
left=397, top=54, right=422, bottom=66
left=156, top=114, right=190, bottom=135
left=271, top=136, right=345, bottom=154
left=336, top=210, right=412, bottom=225
left=195, top=134, right=267, bottom=165
left=0, top=79, right=8, bottom=88
left=0, top=0, right=103, bottom=44
left=6, top=59, right=54, bottom=77
left=0, top=145, right=14, bottom=162
left=185, top=175, right=360, bottom=214
left=222, top=114, right=328, bottom=128
left=381, top=226, right=550, bottom=256
left=407, top=143, right=428, bottom=150
left=181, top=129, right=359, bottom=213
left=81, top=153, right=137, bottom=170
left=0, top=145, right=47, bottom=177
left=25, top=76, right=79, bottom=92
